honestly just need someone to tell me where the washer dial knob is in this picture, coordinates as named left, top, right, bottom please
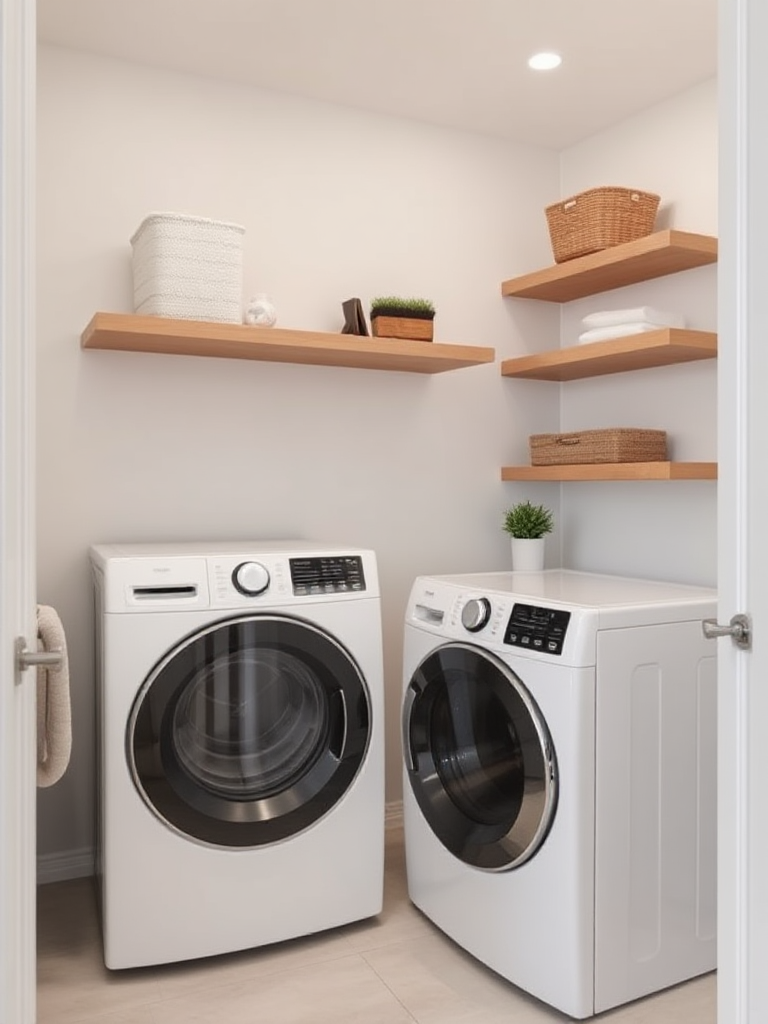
left=461, top=597, right=491, bottom=633
left=232, top=561, right=270, bottom=597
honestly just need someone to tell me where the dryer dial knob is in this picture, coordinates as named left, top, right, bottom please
left=232, top=561, right=270, bottom=597
left=461, top=597, right=491, bottom=633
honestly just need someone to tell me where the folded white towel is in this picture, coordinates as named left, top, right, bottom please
left=581, top=306, right=685, bottom=330
left=578, top=323, right=663, bottom=344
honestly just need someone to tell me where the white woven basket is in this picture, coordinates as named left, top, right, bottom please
left=130, top=212, right=245, bottom=323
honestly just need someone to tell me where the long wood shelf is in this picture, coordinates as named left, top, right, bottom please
left=81, top=312, right=496, bottom=374
left=501, top=230, right=718, bottom=302
left=501, top=462, right=717, bottom=481
left=500, top=328, right=717, bottom=381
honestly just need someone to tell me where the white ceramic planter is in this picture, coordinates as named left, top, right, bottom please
left=510, top=537, right=545, bottom=572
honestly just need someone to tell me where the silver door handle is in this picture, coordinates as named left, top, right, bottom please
left=702, top=614, right=751, bottom=650
left=15, top=636, right=64, bottom=671
left=401, top=684, right=420, bottom=773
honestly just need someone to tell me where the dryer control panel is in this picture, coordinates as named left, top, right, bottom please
left=504, top=603, right=571, bottom=656
left=290, top=555, right=366, bottom=595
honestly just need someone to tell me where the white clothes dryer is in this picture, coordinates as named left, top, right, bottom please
left=402, top=569, right=717, bottom=1019
left=91, top=541, right=384, bottom=970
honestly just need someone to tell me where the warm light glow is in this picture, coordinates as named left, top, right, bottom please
left=528, top=52, right=562, bottom=71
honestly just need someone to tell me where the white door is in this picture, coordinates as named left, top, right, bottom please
left=0, top=0, right=37, bottom=1021
left=717, top=0, right=768, bottom=1020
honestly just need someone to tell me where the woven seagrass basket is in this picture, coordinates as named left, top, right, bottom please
left=529, top=428, right=668, bottom=466
left=545, top=187, right=660, bottom=264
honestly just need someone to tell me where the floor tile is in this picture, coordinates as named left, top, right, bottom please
left=598, top=973, right=716, bottom=1024
left=150, top=954, right=416, bottom=1024
left=36, top=827, right=716, bottom=1024
left=37, top=877, right=101, bottom=958
left=49, top=1011, right=158, bottom=1024
left=363, top=930, right=561, bottom=1024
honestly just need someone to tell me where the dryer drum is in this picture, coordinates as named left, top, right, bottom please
left=128, top=614, right=371, bottom=848
left=403, top=642, right=557, bottom=871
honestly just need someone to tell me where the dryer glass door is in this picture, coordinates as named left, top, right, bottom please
left=128, top=615, right=371, bottom=847
left=403, top=642, right=557, bottom=871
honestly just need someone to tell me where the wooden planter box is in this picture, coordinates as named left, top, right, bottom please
left=371, top=315, right=434, bottom=342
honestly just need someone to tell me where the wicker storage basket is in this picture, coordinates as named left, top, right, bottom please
left=529, top=428, right=668, bottom=466
left=371, top=316, right=434, bottom=342
left=131, top=212, right=245, bottom=323
left=545, top=187, right=660, bottom=264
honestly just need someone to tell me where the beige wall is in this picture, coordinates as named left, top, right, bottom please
left=559, top=79, right=717, bottom=583
left=35, top=43, right=717, bottom=876
left=35, top=44, right=562, bottom=872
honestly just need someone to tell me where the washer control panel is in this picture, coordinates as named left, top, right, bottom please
left=503, top=603, right=571, bottom=656
left=290, top=555, right=366, bottom=595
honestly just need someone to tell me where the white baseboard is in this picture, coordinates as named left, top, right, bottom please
left=37, top=847, right=94, bottom=886
left=385, top=800, right=403, bottom=830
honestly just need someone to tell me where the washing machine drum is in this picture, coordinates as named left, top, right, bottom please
left=403, top=643, right=557, bottom=871
left=129, top=614, right=371, bottom=848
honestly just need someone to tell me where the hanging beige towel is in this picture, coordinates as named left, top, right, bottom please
left=36, top=604, right=72, bottom=788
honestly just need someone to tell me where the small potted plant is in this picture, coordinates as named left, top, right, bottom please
left=503, top=500, right=554, bottom=571
left=369, top=296, right=436, bottom=342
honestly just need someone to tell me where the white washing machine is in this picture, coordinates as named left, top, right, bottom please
left=402, top=569, right=717, bottom=1019
left=90, top=541, right=384, bottom=970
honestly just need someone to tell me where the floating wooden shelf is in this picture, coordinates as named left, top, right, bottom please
left=501, top=462, right=718, bottom=481
left=501, top=230, right=718, bottom=303
left=81, top=312, right=495, bottom=374
left=500, top=329, right=717, bottom=381
left=500, top=232, right=718, bottom=481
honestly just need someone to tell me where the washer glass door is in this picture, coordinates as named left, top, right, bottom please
left=403, top=642, right=557, bottom=870
left=129, top=615, right=370, bottom=847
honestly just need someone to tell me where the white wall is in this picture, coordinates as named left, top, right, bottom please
left=35, top=45, right=562, bottom=867
left=557, top=80, right=718, bottom=584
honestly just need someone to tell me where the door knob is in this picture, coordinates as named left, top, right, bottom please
left=702, top=614, right=751, bottom=650
left=15, top=636, right=64, bottom=673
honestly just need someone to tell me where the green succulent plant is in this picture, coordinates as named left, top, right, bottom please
left=370, top=296, right=435, bottom=320
left=503, top=500, right=554, bottom=539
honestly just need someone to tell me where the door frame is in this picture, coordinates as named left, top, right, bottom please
left=717, top=0, right=768, bottom=1019
left=0, top=0, right=37, bottom=1020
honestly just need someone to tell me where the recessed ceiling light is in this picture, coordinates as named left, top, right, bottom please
left=528, top=52, right=562, bottom=71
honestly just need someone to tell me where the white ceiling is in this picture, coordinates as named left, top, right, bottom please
left=36, top=0, right=718, bottom=150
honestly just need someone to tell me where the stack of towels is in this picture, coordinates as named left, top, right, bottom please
left=578, top=306, right=685, bottom=344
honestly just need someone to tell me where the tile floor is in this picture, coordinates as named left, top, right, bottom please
left=37, top=827, right=716, bottom=1024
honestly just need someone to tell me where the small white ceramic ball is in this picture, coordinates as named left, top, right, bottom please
left=245, top=294, right=277, bottom=327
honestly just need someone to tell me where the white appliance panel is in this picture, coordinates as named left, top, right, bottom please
left=401, top=569, right=717, bottom=1019
left=92, top=542, right=385, bottom=969
left=593, top=620, right=718, bottom=1012
left=403, top=651, right=597, bottom=1018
